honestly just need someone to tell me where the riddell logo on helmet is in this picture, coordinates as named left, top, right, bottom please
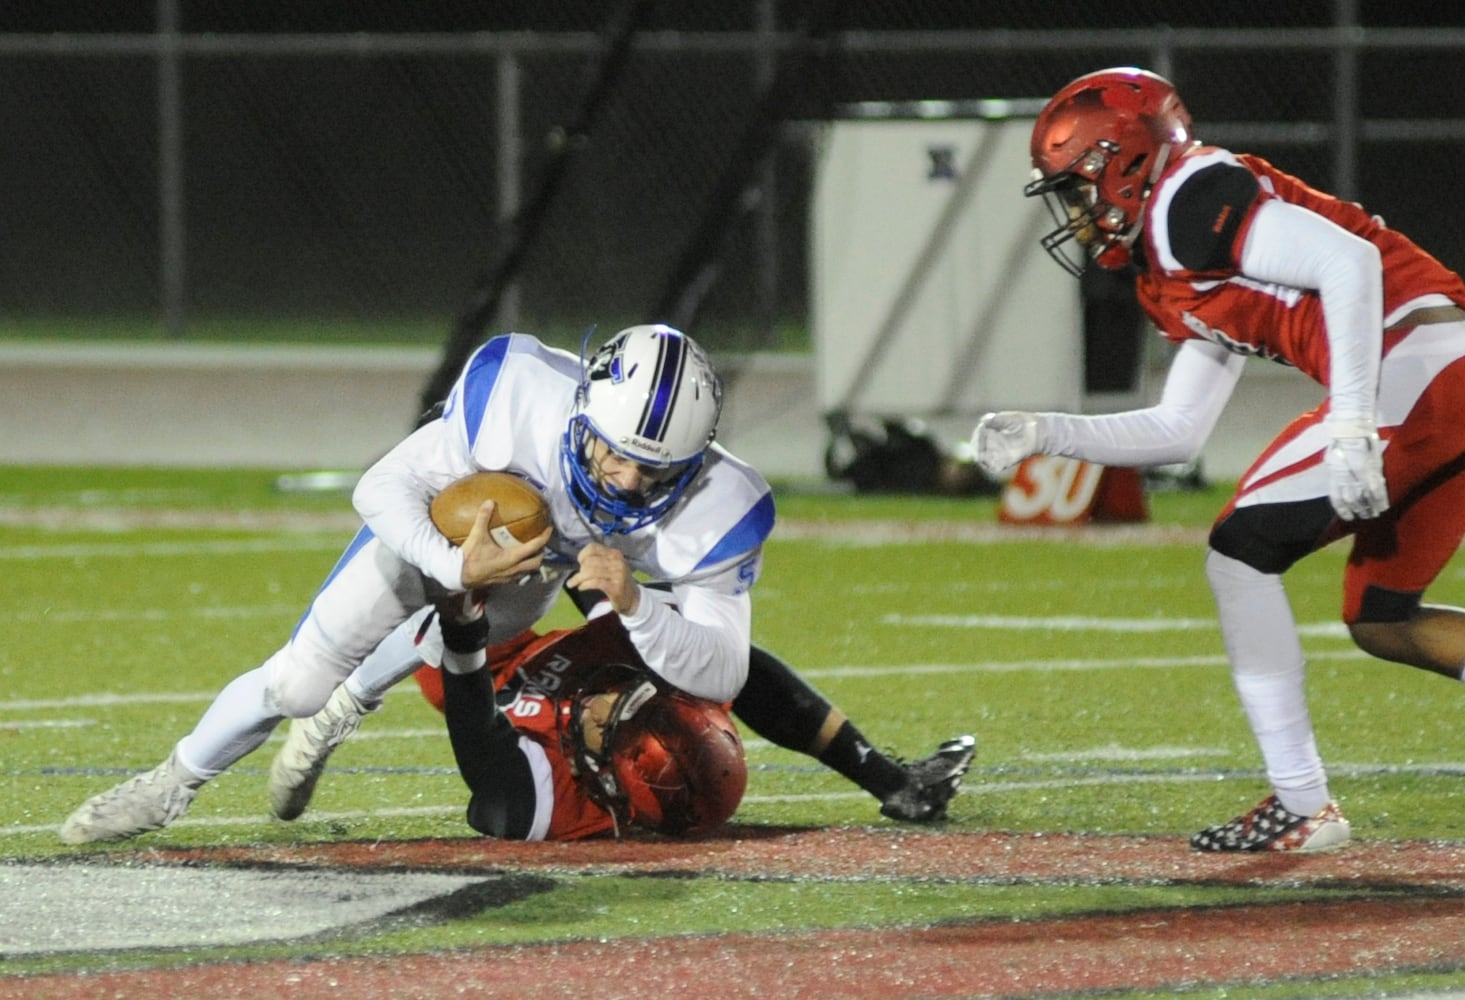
left=618, top=434, right=673, bottom=461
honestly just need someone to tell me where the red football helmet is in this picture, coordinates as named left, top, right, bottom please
left=568, top=677, right=747, bottom=837
left=1025, top=67, right=1194, bottom=275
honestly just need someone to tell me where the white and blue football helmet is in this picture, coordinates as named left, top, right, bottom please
left=560, top=324, right=723, bottom=534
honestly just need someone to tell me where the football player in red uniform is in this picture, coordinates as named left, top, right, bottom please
left=301, top=597, right=976, bottom=838
left=975, top=67, right=1465, bottom=852
left=420, top=607, right=746, bottom=840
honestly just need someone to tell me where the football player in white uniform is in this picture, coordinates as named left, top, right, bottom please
left=272, top=319, right=975, bottom=826
left=61, top=324, right=768, bottom=844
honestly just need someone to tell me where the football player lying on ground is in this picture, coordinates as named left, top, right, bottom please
left=417, top=604, right=745, bottom=840
left=271, top=588, right=975, bottom=830
left=976, top=67, right=1465, bottom=852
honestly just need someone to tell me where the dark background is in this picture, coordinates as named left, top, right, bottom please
left=3, top=2, right=1462, bottom=353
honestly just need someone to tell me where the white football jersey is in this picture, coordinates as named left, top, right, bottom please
left=352, top=333, right=774, bottom=701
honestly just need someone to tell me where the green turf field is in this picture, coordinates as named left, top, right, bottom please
left=3, top=466, right=1464, bottom=996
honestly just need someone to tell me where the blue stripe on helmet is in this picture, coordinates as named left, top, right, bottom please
left=639, top=332, right=685, bottom=444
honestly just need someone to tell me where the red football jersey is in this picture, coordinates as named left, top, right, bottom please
left=414, top=614, right=650, bottom=841
left=1136, top=147, right=1465, bottom=383
left=496, top=689, right=616, bottom=840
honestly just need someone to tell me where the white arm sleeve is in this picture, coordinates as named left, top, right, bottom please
left=352, top=421, right=477, bottom=592
left=1238, top=198, right=1383, bottom=424
left=1038, top=339, right=1244, bottom=467
left=616, top=585, right=750, bottom=703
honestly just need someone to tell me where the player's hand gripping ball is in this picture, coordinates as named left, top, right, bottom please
left=430, top=471, right=552, bottom=547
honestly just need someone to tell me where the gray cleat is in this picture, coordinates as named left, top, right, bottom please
left=60, top=749, right=205, bottom=845
left=269, top=684, right=375, bottom=821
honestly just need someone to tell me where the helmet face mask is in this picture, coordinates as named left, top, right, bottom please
left=563, top=421, right=704, bottom=534
left=1027, top=171, right=1114, bottom=277
left=561, top=324, right=722, bottom=535
left=1026, top=67, right=1194, bottom=275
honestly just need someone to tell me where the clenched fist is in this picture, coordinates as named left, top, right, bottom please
left=971, top=411, right=1041, bottom=475
left=566, top=542, right=641, bottom=615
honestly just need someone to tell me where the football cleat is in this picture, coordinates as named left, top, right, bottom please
left=1190, top=793, right=1351, bottom=853
left=269, top=684, right=375, bottom=821
left=59, top=749, right=204, bottom=845
left=880, top=734, right=977, bottom=823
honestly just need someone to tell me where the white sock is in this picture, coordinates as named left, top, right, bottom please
left=1205, top=549, right=1331, bottom=816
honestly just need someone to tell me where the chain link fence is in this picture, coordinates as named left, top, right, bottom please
left=3, top=2, right=1464, bottom=356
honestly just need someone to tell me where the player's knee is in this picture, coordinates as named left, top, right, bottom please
left=1347, top=586, right=1420, bottom=662
left=1352, top=584, right=1421, bottom=626
left=1347, top=620, right=1405, bottom=661
left=266, top=673, right=338, bottom=719
left=1207, top=500, right=1332, bottom=575
left=262, top=649, right=342, bottom=719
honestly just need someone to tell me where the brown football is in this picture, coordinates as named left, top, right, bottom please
left=429, top=471, right=552, bottom=546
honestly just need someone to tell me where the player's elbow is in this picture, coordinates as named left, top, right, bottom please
left=349, top=467, right=385, bottom=522
left=702, top=658, right=749, bottom=704
left=1316, top=229, right=1382, bottom=310
left=664, top=647, right=748, bottom=704
left=1163, top=418, right=1211, bottom=464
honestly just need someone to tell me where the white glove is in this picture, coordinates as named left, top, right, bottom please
left=1324, top=418, right=1389, bottom=521
left=971, top=411, right=1040, bottom=476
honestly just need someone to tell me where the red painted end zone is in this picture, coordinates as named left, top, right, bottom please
left=9, top=828, right=1465, bottom=1000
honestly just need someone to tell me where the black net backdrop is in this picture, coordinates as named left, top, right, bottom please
left=3, top=2, right=1465, bottom=358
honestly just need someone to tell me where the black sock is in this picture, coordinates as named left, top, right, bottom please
left=817, top=720, right=907, bottom=799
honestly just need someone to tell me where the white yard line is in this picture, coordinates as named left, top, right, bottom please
left=0, top=686, right=423, bottom=712
left=8, top=761, right=1465, bottom=840
left=771, top=519, right=1211, bottom=547
left=0, top=508, right=1205, bottom=545
left=0, top=506, right=361, bottom=534
left=0, top=644, right=1369, bottom=716
left=0, top=639, right=1370, bottom=714
left=883, top=612, right=1351, bottom=638
left=3, top=604, right=305, bottom=625
left=0, top=538, right=345, bottom=561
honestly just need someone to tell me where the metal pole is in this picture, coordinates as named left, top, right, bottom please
left=1333, top=0, right=1360, bottom=201
left=754, top=0, right=778, bottom=348
left=496, top=51, right=522, bottom=331
left=157, top=0, right=186, bottom=338
left=1149, top=25, right=1174, bottom=81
